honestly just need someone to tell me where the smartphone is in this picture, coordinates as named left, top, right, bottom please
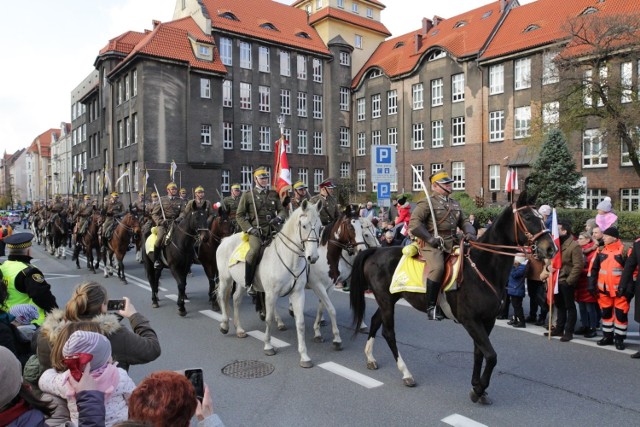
left=107, top=299, right=126, bottom=311
left=185, top=368, right=204, bottom=400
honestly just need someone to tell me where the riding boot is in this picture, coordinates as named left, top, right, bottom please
left=245, top=263, right=257, bottom=296
left=426, top=280, right=444, bottom=321
left=153, top=247, right=162, bottom=269
left=72, top=244, right=81, bottom=261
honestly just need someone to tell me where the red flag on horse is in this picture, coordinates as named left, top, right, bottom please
left=273, top=137, right=291, bottom=195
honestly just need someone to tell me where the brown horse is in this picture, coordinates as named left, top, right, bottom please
left=102, top=212, right=141, bottom=284
left=75, top=211, right=102, bottom=273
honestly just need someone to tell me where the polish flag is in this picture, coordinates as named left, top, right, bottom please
left=546, top=208, right=561, bottom=305
left=505, top=168, right=519, bottom=192
left=273, top=137, right=291, bottom=195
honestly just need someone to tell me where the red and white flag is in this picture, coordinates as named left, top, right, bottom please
left=273, top=137, right=291, bottom=195
left=505, top=168, right=519, bottom=192
left=546, top=208, right=561, bottom=305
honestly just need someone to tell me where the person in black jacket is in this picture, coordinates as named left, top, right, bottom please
left=0, top=281, right=33, bottom=366
left=620, top=237, right=640, bottom=358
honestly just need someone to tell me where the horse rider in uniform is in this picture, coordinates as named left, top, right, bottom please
left=152, top=182, right=186, bottom=269
left=47, top=194, right=68, bottom=235
left=102, top=192, right=124, bottom=249
left=236, top=167, right=287, bottom=296
left=309, top=179, right=340, bottom=227
left=132, top=193, right=147, bottom=218
left=179, top=186, right=215, bottom=225
left=0, top=233, right=58, bottom=325
left=180, top=188, right=188, bottom=201
left=72, top=195, right=95, bottom=261
left=408, top=170, right=477, bottom=320
left=223, top=183, right=242, bottom=232
left=290, top=181, right=310, bottom=211
left=141, top=192, right=158, bottom=237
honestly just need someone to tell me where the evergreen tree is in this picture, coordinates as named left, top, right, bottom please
left=528, top=129, right=583, bottom=207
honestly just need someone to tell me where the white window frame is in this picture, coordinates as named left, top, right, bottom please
left=355, top=35, right=363, bottom=49
left=259, top=126, right=271, bottom=152
left=220, top=37, right=232, bottom=66
left=340, top=127, right=350, bottom=147
left=297, top=92, right=307, bottom=117
left=340, top=162, right=350, bottom=178
left=542, top=102, right=559, bottom=128
left=312, top=58, right=322, bottom=82
left=451, top=116, right=465, bottom=145
left=280, top=51, right=291, bottom=76
left=240, top=124, right=253, bottom=151
left=514, top=106, right=531, bottom=139
left=388, top=127, right=397, bottom=146
left=297, top=169, right=308, bottom=188
left=221, top=170, right=230, bottom=193
left=431, top=120, right=443, bottom=148
left=431, top=78, right=443, bottom=106
left=621, top=62, right=633, bottom=103
left=201, top=124, right=212, bottom=145
left=412, top=165, right=424, bottom=192
left=542, top=51, right=559, bottom=85
left=239, top=82, right=251, bottom=109
left=222, top=80, right=232, bottom=108
left=313, top=95, right=323, bottom=119
left=584, top=68, right=594, bottom=107
left=241, top=166, right=252, bottom=191
left=452, top=73, right=465, bottom=102
left=582, top=128, right=607, bottom=167
left=412, top=83, right=424, bottom=110
left=223, top=122, right=233, bottom=150
left=239, top=41, right=252, bottom=69
left=371, top=130, right=381, bottom=146
left=200, top=78, right=211, bottom=98
left=313, top=132, right=323, bottom=155
left=297, top=55, right=307, bottom=80
left=489, top=110, right=504, bottom=142
left=514, top=57, right=531, bottom=90
left=489, top=165, right=500, bottom=191
left=620, top=188, right=640, bottom=211
left=452, top=161, right=465, bottom=190
left=371, top=94, right=381, bottom=118
left=357, top=170, right=366, bottom=192
left=489, top=64, right=504, bottom=95
left=412, top=123, right=424, bottom=149
left=314, top=169, right=324, bottom=193
left=387, top=90, right=397, bottom=115
left=280, top=89, right=291, bottom=115
left=259, top=86, right=270, bottom=112
left=357, top=97, right=366, bottom=121
left=298, top=130, right=308, bottom=154
left=357, top=133, right=366, bottom=156
left=340, top=87, right=350, bottom=111
left=259, top=46, right=270, bottom=72
left=339, top=51, right=350, bottom=66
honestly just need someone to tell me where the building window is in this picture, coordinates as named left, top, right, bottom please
left=366, top=7, right=373, bottom=18
left=221, top=170, right=230, bottom=193
left=241, top=166, right=252, bottom=191
left=220, top=37, right=232, bottom=66
left=200, top=78, right=211, bottom=98
left=597, top=65, right=608, bottom=107
left=340, top=162, right=350, bottom=178
left=239, top=41, right=252, bottom=69
left=125, top=75, right=130, bottom=100
left=297, top=168, right=308, bottom=187
left=259, top=126, right=271, bottom=152
left=352, top=2, right=359, bottom=13
left=412, top=83, right=424, bottom=109
left=222, top=80, right=232, bottom=107
left=542, top=51, right=559, bottom=85
left=355, top=34, right=363, bottom=49
left=621, top=62, right=633, bottom=103
left=280, top=89, right=291, bottom=115
left=201, top=124, right=212, bottom=145
left=431, top=78, right=443, bottom=106
left=452, top=161, right=465, bottom=190
left=312, top=58, right=322, bottom=82
left=313, top=132, right=323, bottom=155
left=223, top=122, right=233, bottom=149
left=340, top=87, right=350, bottom=111
left=314, top=169, right=324, bottom=193
left=357, top=97, right=366, bottom=121
left=387, top=90, right=397, bottom=115
left=431, top=163, right=443, bottom=176
left=388, top=127, right=397, bottom=146
left=514, top=57, right=531, bottom=90
left=259, top=46, right=270, bottom=72
left=117, top=121, right=123, bottom=148
left=298, top=130, right=308, bottom=154
left=622, top=133, right=640, bottom=166
left=280, top=51, right=291, bottom=76
left=316, top=0, right=323, bottom=9
left=412, top=123, right=424, bottom=149
left=489, top=64, right=504, bottom=95
left=585, top=189, right=607, bottom=210
left=489, top=165, right=500, bottom=191
left=357, top=132, right=366, bottom=156
left=489, top=110, right=504, bottom=142
left=371, top=94, right=381, bottom=118
left=239, top=82, right=252, bottom=110
left=337, top=0, right=344, bottom=8
left=132, top=69, right=138, bottom=96
left=514, top=106, right=531, bottom=139
left=124, top=117, right=130, bottom=146
left=313, top=95, right=323, bottom=119
left=621, top=188, right=640, bottom=211
left=133, top=114, right=138, bottom=144
left=542, top=102, right=559, bottom=128
left=340, top=127, right=350, bottom=147
left=451, top=117, right=465, bottom=145
left=117, top=81, right=123, bottom=105
left=431, top=120, right=443, bottom=148
left=452, top=73, right=465, bottom=102
left=339, top=51, right=350, bottom=66
left=371, top=130, right=381, bottom=146
left=357, top=170, right=366, bottom=192
left=240, top=124, right=252, bottom=151
left=583, top=68, right=593, bottom=107
left=297, top=55, right=307, bottom=79
left=297, top=92, right=307, bottom=117
left=412, top=165, right=424, bottom=191
left=259, top=86, right=270, bottom=112
left=583, top=129, right=607, bottom=167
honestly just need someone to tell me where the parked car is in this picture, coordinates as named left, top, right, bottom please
left=7, top=211, right=21, bottom=225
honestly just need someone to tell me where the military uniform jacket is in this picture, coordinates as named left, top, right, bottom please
left=309, top=194, right=339, bottom=226
left=152, top=196, right=186, bottom=225
left=409, top=195, right=469, bottom=253
left=223, top=195, right=241, bottom=219
left=50, top=201, right=67, bottom=215
left=105, top=200, right=124, bottom=217
left=181, top=199, right=213, bottom=218
left=236, top=187, right=286, bottom=233
left=77, top=202, right=94, bottom=217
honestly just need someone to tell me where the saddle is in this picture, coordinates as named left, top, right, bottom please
left=389, top=243, right=462, bottom=294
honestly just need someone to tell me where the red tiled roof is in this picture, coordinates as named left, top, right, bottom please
left=480, top=0, right=640, bottom=60
left=29, top=129, right=58, bottom=158
left=353, top=0, right=508, bottom=87
left=292, top=0, right=386, bottom=8
left=108, top=17, right=227, bottom=76
left=309, top=7, right=391, bottom=36
left=99, top=31, right=147, bottom=56
left=201, top=0, right=330, bottom=55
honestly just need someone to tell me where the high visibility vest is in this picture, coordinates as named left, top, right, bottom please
left=0, top=260, right=46, bottom=325
left=596, top=240, right=626, bottom=297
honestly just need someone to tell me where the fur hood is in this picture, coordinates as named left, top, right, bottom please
left=40, top=308, right=122, bottom=344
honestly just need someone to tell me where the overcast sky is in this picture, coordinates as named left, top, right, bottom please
left=0, top=0, right=534, bottom=154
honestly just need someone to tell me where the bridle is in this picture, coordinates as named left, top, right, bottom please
left=170, top=211, right=210, bottom=250
left=328, top=217, right=363, bottom=256
left=360, top=219, right=381, bottom=249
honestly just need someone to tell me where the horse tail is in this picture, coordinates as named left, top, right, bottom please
left=350, top=247, right=378, bottom=335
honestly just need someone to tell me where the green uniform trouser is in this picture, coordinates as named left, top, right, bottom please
left=421, top=245, right=446, bottom=283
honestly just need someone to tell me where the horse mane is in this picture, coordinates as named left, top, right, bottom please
left=281, top=200, right=320, bottom=238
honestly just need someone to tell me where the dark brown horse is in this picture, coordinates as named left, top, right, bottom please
left=349, top=187, right=556, bottom=404
left=47, top=214, right=68, bottom=259
left=102, top=212, right=141, bottom=284
left=75, top=211, right=103, bottom=273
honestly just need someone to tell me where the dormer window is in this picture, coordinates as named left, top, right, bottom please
left=581, top=6, right=598, bottom=15
left=394, top=41, right=405, bottom=49
left=431, top=29, right=440, bottom=36
left=482, top=10, right=493, bottom=19
left=428, top=50, right=446, bottom=61
left=368, top=69, right=382, bottom=79
left=194, top=42, right=213, bottom=61
left=219, top=12, right=239, bottom=21
left=260, top=22, right=278, bottom=31
left=523, top=24, right=540, bottom=33
left=296, top=32, right=312, bottom=39
left=454, top=20, right=467, bottom=28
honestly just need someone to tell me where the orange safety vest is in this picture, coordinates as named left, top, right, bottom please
left=594, top=240, right=628, bottom=297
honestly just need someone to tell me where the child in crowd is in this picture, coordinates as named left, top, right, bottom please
left=507, top=254, right=529, bottom=328
left=9, top=303, right=39, bottom=341
left=39, top=330, right=135, bottom=427
left=595, top=197, right=618, bottom=231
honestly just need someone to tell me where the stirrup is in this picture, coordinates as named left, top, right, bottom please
left=246, top=285, right=257, bottom=297
left=427, top=306, right=443, bottom=321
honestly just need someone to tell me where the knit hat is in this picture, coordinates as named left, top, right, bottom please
left=8, top=304, right=39, bottom=325
left=538, top=205, right=552, bottom=216
left=596, top=196, right=612, bottom=213
left=63, top=331, right=112, bottom=371
left=398, top=196, right=407, bottom=205
left=602, top=226, right=619, bottom=239
left=0, top=346, right=23, bottom=408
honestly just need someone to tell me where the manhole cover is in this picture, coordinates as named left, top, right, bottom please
left=437, top=351, right=473, bottom=369
left=221, top=360, right=275, bottom=379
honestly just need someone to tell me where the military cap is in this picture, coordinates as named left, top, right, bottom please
left=84, top=195, right=91, bottom=200
left=231, top=183, right=241, bottom=190
left=253, top=167, right=269, bottom=178
left=180, top=188, right=187, bottom=193
left=429, top=170, right=455, bottom=185
left=319, top=179, right=336, bottom=189
left=4, top=233, right=34, bottom=249
left=293, top=181, right=307, bottom=190
left=195, top=186, right=205, bottom=193
left=151, top=192, right=158, bottom=197
left=166, top=182, right=178, bottom=190
left=111, top=192, right=119, bottom=197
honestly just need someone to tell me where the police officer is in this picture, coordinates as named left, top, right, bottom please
left=0, top=233, right=58, bottom=325
left=152, top=182, right=186, bottom=269
left=310, top=179, right=340, bottom=226
left=236, top=167, right=286, bottom=296
left=102, top=192, right=124, bottom=247
left=408, top=170, right=476, bottom=320
left=223, top=183, right=242, bottom=231
left=290, top=181, right=310, bottom=211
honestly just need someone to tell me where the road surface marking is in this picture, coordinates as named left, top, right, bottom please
left=247, top=330, right=290, bottom=348
left=318, top=362, right=383, bottom=389
left=164, top=294, right=190, bottom=303
left=442, top=414, right=487, bottom=427
left=200, top=310, right=223, bottom=322
left=45, top=273, right=81, bottom=280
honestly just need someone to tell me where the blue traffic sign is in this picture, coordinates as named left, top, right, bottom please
left=377, top=182, right=391, bottom=200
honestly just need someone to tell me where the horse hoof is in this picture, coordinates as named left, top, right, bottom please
left=469, top=390, right=492, bottom=405
left=289, top=309, right=294, bottom=317
left=319, top=319, right=327, bottom=326
left=237, top=331, right=247, bottom=338
left=264, top=348, right=276, bottom=356
left=211, top=302, right=221, bottom=312
left=359, top=326, right=369, bottom=334
left=76, top=265, right=81, bottom=269
left=220, top=326, right=229, bottom=335
left=299, top=360, right=313, bottom=368
left=178, top=309, right=187, bottom=317
left=403, top=377, right=416, bottom=387
left=332, top=342, right=343, bottom=351
left=366, top=361, right=378, bottom=370
left=313, top=336, right=325, bottom=343
left=277, top=324, right=287, bottom=331
left=259, top=312, right=266, bottom=322
left=121, top=279, right=128, bottom=285
left=152, top=302, right=159, bottom=308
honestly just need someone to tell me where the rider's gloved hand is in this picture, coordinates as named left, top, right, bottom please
left=269, top=216, right=284, bottom=226
left=248, top=227, right=261, bottom=237
left=427, top=237, right=440, bottom=248
left=464, top=233, right=477, bottom=241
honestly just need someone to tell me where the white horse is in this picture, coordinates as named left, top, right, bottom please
left=216, top=199, right=323, bottom=367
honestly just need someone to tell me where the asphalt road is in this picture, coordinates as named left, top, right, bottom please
left=15, top=230, right=640, bottom=427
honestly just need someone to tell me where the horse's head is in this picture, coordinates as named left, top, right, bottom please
left=331, top=214, right=367, bottom=256
left=184, top=201, right=210, bottom=243
left=124, top=213, right=142, bottom=242
left=359, top=216, right=381, bottom=248
left=211, top=208, right=233, bottom=240
left=513, top=182, right=557, bottom=260
left=287, top=199, right=322, bottom=264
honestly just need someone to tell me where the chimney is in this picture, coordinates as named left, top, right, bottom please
left=415, top=33, right=422, bottom=54
left=499, top=0, right=507, bottom=13
left=422, top=17, right=433, bottom=35
left=152, top=20, right=161, bottom=29
left=433, top=15, right=443, bottom=27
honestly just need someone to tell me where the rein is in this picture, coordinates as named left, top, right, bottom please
left=327, top=218, right=361, bottom=256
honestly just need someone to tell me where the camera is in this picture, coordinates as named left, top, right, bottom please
left=185, top=368, right=204, bottom=400
left=107, top=299, right=126, bottom=311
